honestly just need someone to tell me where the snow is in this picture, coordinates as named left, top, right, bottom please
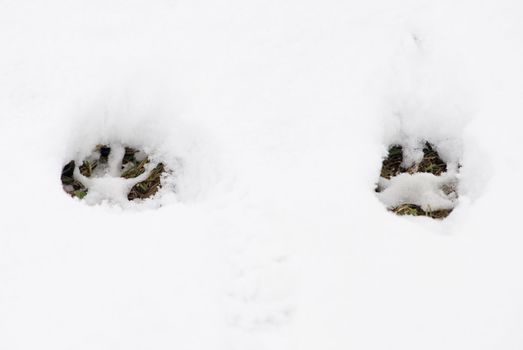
left=377, top=172, right=457, bottom=211
left=2, top=0, right=523, bottom=349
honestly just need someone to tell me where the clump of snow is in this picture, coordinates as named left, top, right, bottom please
left=377, top=172, right=458, bottom=211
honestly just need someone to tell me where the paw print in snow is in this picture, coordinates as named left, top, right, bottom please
left=61, top=144, right=172, bottom=205
left=375, top=142, right=458, bottom=219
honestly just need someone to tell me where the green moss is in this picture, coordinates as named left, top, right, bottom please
left=73, top=190, right=87, bottom=199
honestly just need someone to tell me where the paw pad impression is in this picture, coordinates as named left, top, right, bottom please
left=61, top=144, right=174, bottom=206
left=375, top=142, right=458, bottom=219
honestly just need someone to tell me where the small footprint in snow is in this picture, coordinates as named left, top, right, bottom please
left=61, top=143, right=172, bottom=206
left=375, top=142, right=458, bottom=219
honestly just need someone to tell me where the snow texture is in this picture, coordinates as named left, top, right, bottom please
left=2, top=0, right=523, bottom=350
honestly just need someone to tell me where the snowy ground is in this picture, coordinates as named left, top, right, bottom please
left=2, top=0, right=523, bottom=349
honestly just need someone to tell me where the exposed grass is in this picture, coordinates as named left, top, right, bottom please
left=127, top=163, right=165, bottom=201
left=380, top=145, right=403, bottom=179
left=380, top=142, right=447, bottom=179
left=61, top=160, right=88, bottom=199
left=122, top=146, right=167, bottom=201
left=79, top=160, right=95, bottom=177
left=122, top=147, right=137, bottom=164
left=121, top=155, right=148, bottom=179
left=417, top=142, right=447, bottom=175
left=392, top=204, right=453, bottom=220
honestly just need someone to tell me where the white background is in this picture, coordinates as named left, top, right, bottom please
left=2, top=0, right=523, bottom=349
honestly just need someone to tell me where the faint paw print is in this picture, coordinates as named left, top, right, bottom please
left=61, top=144, right=172, bottom=205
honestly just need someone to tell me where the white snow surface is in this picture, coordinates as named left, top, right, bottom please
left=2, top=0, right=523, bottom=349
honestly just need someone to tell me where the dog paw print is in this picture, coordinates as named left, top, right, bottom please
left=60, top=144, right=172, bottom=205
left=375, top=142, right=458, bottom=219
